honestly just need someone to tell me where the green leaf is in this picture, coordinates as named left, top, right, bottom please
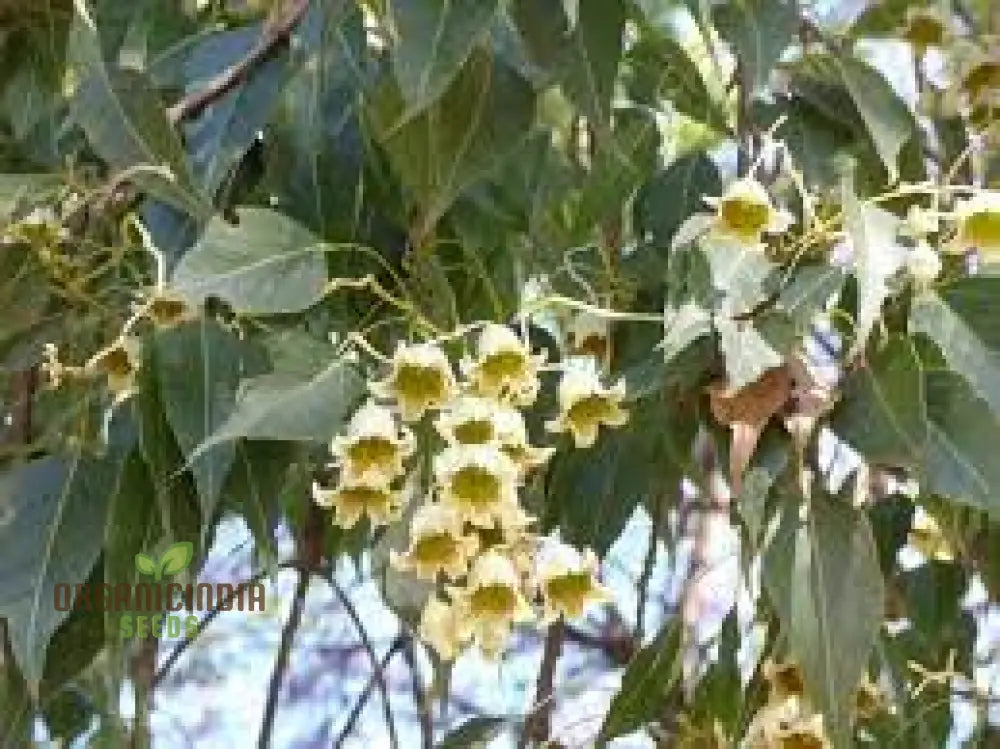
left=634, top=152, right=721, bottom=248
left=389, top=0, right=500, bottom=113
left=764, top=495, right=884, bottom=740
left=716, top=316, right=783, bottom=390
left=562, top=0, right=625, bottom=128
left=910, top=279, right=1000, bottom=418
left=436, top=716, right=508, bottom=748
left=922, top=372, right=1000, bottom=516
left=0, top=455, right=120, bottom=691
left=195, top=359, right=365, bottom=452
left=701, top=241, right=777, bottom=317
left=776, top=264, right=844, bottom=335
left=713, top=0, right=797, bottom=93
left=626, top=31, right=726, bottom=129
left=600, top=619, right=682, bottom=740
left=157, top=541, right=193, bottom=578
left=221, top=441, right=294, bottom=566
left=0, top=174, right=57, bottom=220
left=171, top=208, right=330, bottom=315
left=368, top=49, right=535, bottom=239
left=133, top=553, right=156, bottom=577
left=830, top=335, right=927, bottom=466
left=842, top=189, right=906, bottom=354
left=154, top=319, right=250, bottom=520
left=68, top=1, right=206, bottom=218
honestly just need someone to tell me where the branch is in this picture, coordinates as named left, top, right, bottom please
left=334, top=634, right=407, bottom=748
left=519, top=620, right=564, bottom=748
left=130, top=637, right=158, bottom=749
left=400, top=635, right=433, bottom=749
left=257, top=565, right=310, bottom=749
left=166, top=0, right=310, bottom=124
left=322, top=574, right=400, bottom=749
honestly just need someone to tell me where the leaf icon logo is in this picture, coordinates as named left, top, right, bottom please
left=134, top=542, right=194, bottom=581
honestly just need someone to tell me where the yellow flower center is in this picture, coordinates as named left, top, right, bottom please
left=98, top=346, right=133, bottom=377
left=905, top=14, right=944, bottom=47
left=963, top=61, right=1000, bottom=100
left=567, top=394, right=616, bottom=431
left=336, top=485, right=390, bottom=513
left=474, top=524, right=505, bottom=548
left=395, top=363, right=447, bottom=404
left=469, top=583, right=516, bottom=618
left=346, top=437, right=398, bottom=474
left=769, top=664, right=805, bottom=698
left=720, top=196, right=771, bottom=237
left=575, top=334, right=608, bottom=361
left=545, top=572, right=593, bottom=609
left=479, top=350, right=527, bottom=386
left=149, top=296, right=189, bottom=326
left=451, top=466, right=501, bottom=508
left=779, top=731, right=825, bottom=749
left=961, top=209, right=1000, bottom=249
left=453, top=419, right=495, bottom=445
left=412, top=532, right=459, bottom=565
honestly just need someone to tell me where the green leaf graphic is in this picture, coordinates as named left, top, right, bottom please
left=156, top=541, right=194, bottom=579
left=134, top=552, right=157, bottom=577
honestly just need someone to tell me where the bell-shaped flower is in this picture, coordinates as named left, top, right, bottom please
left=434, top=444, right=521, bottom=528
left=463, top=324, right=544, bottom=406
left=86, top=336, right=142, bottom=396
left=371, top=341, right=456, bottom=421
left=418, top=596, right=469, bottom=662
left=954, top=190, right=1000, bottom=258
left=436, top=397, right=553, bottom=473
left=906, top=240, right=942, bottom=287
left=312, top=476, right=403, bottom=529
left=456, top=550, right=534, bottom=659
left=535, top=538, right=610, bottom=622
left=545, top=365, right=628, bottom=448
left=391, top=502, right=477, bottom=580
left=704, top=177, right=793, bottom=245
left=331, top=401, right=414, bottom=484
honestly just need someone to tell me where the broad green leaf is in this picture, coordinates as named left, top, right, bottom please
left=910, top=279, right=1000, bottom=418
left=830, top=335, right=926, bottom=466
left=157, top=541, right=193, bottom=578
left=0, top=641, right=32, bottom=748
left=600, top=619, right=682, bottom=740
left=842, top=189, right=906, bottom=355
left=69, top=0, right=206, bottom=218
left=510, top=0, right=571, bottom=78
left=562, top=0, right=625, bottom=128
left=170, top=208, right=330, bottom=315
left=0, top=455, right=120, bottom=691
left=923, top=372, right=1000, bottom=516
left=713, top=0, right=797, bottom=93
left=716, top=315, right=783, bottom=390
left=222, top=441, right=295, bottom=566
left=634, top=152, right=721, bottom=248
left=133, top=553, right=156, bottom=577
left=154, top=319, right=249, bottom=520
left=195, top=359, right=365, bottom=452
left=626, top=31, right=726, bottom=129
left=368, top=49, right=535, bottom=239
left=776, top=264, right=844, bottom=334
left=389, top=0, right=500, bottom=113
left=0, top=174, right=57, bottom=220
left=765, top=496, right=884, bottom=740
left=436, top=716, right=509, bottom=748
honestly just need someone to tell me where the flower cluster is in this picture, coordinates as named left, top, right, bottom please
left=313, top=323, right=626, bottom=659
left=745, top=661, right=831, bottom=749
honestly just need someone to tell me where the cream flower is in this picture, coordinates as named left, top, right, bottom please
left=535, top=538, right=610, bottom=622
left=953, top=190, right=1000, bottom=258
left=568, top=311, right=610, bottom=363
left=463, top=324, right=544, bottom=406
left=762, top=660, right=806, bottom=701
left=436, top=397, right=553, bottom=473
left=85, top=336, right=141, bottom=396
left=390, top=502, right=477, bottom=580
left=434, top=444, right=523, bottom=529
left=312, top=477, right=403, bottom=529
left=143, top=287, right=195, bottom=328
left=900, top=5, right=948, bottom=51
left=457, top=550, right=534, bottom=658
left=704, top=177, right=793, bottom=244
left=545, top=366, right=628, bottom=448
left=330, top=401, right=414, bottom=483
left=906, top=240, right=942, bottom=286
left=907, top=509, right=954, bottom=562
left=418, top=596, right=468, bottom=662
left=370, top=341, right=456, bottom=421
left=745, top=695, right=830, bottom=749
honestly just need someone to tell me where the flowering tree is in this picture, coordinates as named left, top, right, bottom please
left=0, top=0, right=999, bottom=746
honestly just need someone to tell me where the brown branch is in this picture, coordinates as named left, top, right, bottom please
left=166, top=0, right=310, bottom=124
left=334, top=634, right=407, bottom=748
left=130, top=637, right=158, bottom=749
left=519, top=620, right=564, bottom=748
left=400, top=634, right=433, bottom=749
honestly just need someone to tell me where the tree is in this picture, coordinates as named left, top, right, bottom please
left=0, top=0, right=998, bottom=745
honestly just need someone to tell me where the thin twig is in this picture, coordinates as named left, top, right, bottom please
left=635, top=499, right=663, bottom=642
left=334, top=634, right=407, bottom=748
left=322, top=574, right=400, bottom=749
left=257, top=566, right=310, bottom=749
left=400, top=634, right=433, bottom=749
left=519, top=620, right=564, bottom=748
left=166, top=0, right=309, bottom=124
